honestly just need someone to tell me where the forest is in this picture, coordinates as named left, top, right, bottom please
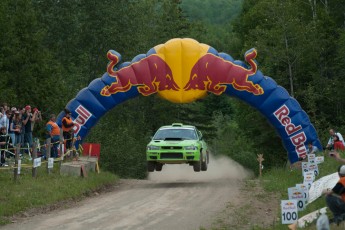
left=0, top=0, right=344, bottom=178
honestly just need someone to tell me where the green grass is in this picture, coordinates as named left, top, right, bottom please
left=0, top=162, right=118, bottom=225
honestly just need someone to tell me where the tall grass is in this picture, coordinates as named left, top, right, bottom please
left=0, top=165, right=118, bottom=225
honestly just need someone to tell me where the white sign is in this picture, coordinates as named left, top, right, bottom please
left=308, top=154, right=315, bottom=163
left=308, top=163, right=319, bottom=177
left=33, top=158, right=41, bottom=168
left=281, top=200, right=298, bottom=224
left=288, top=187, right=306, bottom=211
left=304, top=172, right=315, bottom=189
left=315, top=156, right=324, bottom=164
left=48, top=158, right=54, bottom=169
left=17, top=159, right=21, bottom=175
left=296, top=183, right=309, bottom=205
left=302, top=162, right=309, bottom=175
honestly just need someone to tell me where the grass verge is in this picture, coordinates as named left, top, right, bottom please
left=0, top=163, right=118, bottom=225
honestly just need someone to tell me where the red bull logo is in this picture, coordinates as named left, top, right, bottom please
left=101, top=51, right=179, bottom=97
left=100, top=39, right=264, bottom=103
left=183, top=49, right=264, bottom=96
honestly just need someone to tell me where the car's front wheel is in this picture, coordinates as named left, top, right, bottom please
left=147, top=161, right=156, bottom=172
left=193, top=159, right=201, bottom=172
left=155, top=163, right=163, bottom=171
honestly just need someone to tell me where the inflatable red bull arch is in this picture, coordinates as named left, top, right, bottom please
left=57, top=38, right=322, bottom=164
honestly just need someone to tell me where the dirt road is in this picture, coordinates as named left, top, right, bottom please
left=1, top=156, right=254, bottom=230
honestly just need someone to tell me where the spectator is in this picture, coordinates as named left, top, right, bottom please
left=334, top=135, right=345, bottom=151
left=308, top=141, right=320, bottom=154
left=7, top=107, right=16, bottom=146
left=46, top=114, right=61, bottom=158
left=31, top=107, right=42, bottom=132
left=18, top=107, right=25, bottom=151
left=1, top=103, right=9, bottom=112
left=12, top=111, right=23, bottom=147
left=0, top=109, right=10, bottom=134
left=0, top=126, right=13, bottom=166
left=62, top=109, right=75, bottom=155
left=326, top=129, right=345, bottom=150
left=323, top=165, right=345, bottom=225
left=22, top=105, right=35, bottom=150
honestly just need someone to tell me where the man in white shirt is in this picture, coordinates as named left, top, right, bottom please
left=0, top=110, right=10, bottom=134
left=327, top=129, right=345, bottom=150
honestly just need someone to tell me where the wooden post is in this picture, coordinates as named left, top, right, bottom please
left=257, top=154, right=264, bottom=177
left=13, top=144, right=20, bottom=182
left=46, top=138, right=51, bottom=174
left=32, top=142, right=37, bottom=178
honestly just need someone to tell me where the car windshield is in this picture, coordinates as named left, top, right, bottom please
left=153, top=128, right=197, bottom=140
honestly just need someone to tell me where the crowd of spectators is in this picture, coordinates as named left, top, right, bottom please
left=0, top=102, right=77, bottom=167
left=0, top=102, right=50, bottom=166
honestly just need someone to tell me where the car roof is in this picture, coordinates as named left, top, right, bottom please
left=158, top=123, right=196, bottom=130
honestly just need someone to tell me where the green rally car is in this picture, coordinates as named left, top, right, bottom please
left=146, top=123, right=209, bottom=172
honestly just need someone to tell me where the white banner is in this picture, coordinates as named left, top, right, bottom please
left=308, top=172, right=339, bottom=204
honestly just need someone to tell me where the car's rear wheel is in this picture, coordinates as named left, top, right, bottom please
left=201, top=159, right=207, bottom=171
left=147, top=161, right=156, bottom=172
left=155, top=163, right=163, bottom=171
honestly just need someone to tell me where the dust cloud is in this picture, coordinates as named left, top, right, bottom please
left=148, top=154, right=253, bottom=182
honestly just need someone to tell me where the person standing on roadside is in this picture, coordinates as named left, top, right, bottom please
left=46, top=114, right=61, bottom=158
left=62, top=109, right=75, bottom=156
left=326, top=129, right=345, bottom=150
left=22, top=105, right=35, bottom=150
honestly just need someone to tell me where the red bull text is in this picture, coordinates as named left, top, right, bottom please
left=73, top=105, right=92, bottom=135
left=274, top=105, right=307, bottom=159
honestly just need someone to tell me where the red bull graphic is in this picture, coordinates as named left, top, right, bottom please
left=101, top=51, right=179, bottom=97
left=57, top=38, right=322, bottom=165
left=184, top=49, right=263, bottom=95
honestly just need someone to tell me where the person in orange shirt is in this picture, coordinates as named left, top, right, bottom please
left=323, top=165, right=345, bottom=225
left=62, top=109, right=75, bottom=155
left=46, top=114, right=61, bottom=158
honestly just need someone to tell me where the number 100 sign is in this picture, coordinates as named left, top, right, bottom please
left=281, top=200, right=298, bottom=224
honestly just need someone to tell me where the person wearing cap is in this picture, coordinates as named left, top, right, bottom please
left=46, top=114, right=61, bottom=158
left=323, top=165, right=345, bottom=224
left=22, top=105, right=35, bottom=149
left=30, top=107, right=42, bottom=133
left=62, top=109, right=75, bottom=156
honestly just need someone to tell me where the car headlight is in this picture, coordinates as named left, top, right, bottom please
left=184, top=146, right=197, bottom=150
left=147, top=145, right=160, bottom=150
